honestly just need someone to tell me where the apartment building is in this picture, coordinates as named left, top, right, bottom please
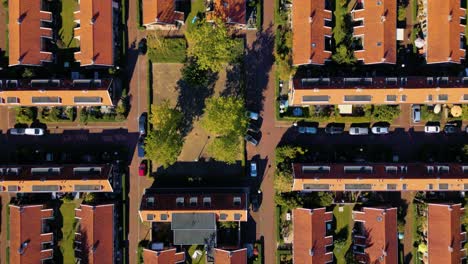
left=292, top=0, right=332, bottom=65
left=0, top=164, right=114, bottom=193
left=352, top=207, right=398, bottom=263
left=9, top=204, right=54, bottom=263
left=142, top=0, right=185, bottom=29
left=292, top=163, right=468, bottom=192
left=350, top=0, right=397, bottom=64
left=214, top=248, right=248, bottom=264
left=143, top=248, right=186, bottom=263
left=9, top=0, right=53, bottom=66
left=75, top=204, right=116, bottom=264
left=0, top=79, right=113, bottom=106
left=206, top=0, right=246, bottom=27
left=74, top=0, right=115, bottom=66
left=425, top=0, right=466, bottom=64
left=290, top=76, right=468, bottom=106
left=427, top=204, right=467, bottom=263
left=292, top=208, right=333, bottom=264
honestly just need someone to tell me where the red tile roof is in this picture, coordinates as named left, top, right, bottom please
left=351, top=0, right=397, bottom=64
left=74, top=0, right=114, bottom=66
left=292, top=0, right=332, bottom=65
left=214, top=248, right=247, bottom=264
left=292, top=208, right=333, bottom=264
left=426, top=0, right=466, bottom=63
left=428, top=203, right=466, bottom=264
left=9, top=204, right=54, bottom=263
left=75, top=204, right=115, bottom=264
left=142, top=0, right=184, bottom=26
left=352, top=207, right=398, bottom=264
left=143, top=248, right=185, bottom=263
left=8, top=0, right=53, bottom=66
left=206, top=0, right=246, bottom=25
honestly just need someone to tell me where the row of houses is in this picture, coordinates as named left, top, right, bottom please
left=292, top=0, right=466, bottom=65
left=10, top=203, right=116, bottom=264
left=10, top=0, right=117, bottom=67
left=293, top=204, right=466, bottom=263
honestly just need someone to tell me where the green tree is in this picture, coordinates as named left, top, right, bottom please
left=186, top=19, right=237, bottom=72
left=144, top=130, right=184, bottom=168
left=332, top=45, right=356, bottom=65
left=317, top=192, right=334, bottom=207
left=219, top=221, right=238, bottom=229
left=150, top=100, right=183, bottom=131
left=181, top=58, right=211, bottom=87
left=201, top=96, right=248, bottom=136
left=398, top=5, right=407, bottom=21
left=274, top=192, right=303, bottom=211
left=15, top=107, right=36, bottom=123
left=275, top=145, right=305, bottom=165
left=207, top=134, right=240, bottom=164
left=274, top=171, right=293, bottom=193
left=22, top=68, right=35, bottom=78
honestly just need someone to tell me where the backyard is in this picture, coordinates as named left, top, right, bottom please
left=59, top=200, right=78, bottom=262
left=333, top=205, right=354, bottom=264
left=59, top=0, right=78, bottom=48
left=187, top=245, right=206, bottom=264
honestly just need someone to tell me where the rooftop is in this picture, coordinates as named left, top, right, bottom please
left=74, top=0, right=114, bottom=66
left=427, top=203, right=466, bottom=263
left=143, top=248, right=185, bottom=263
left=10, top=204, right=54, bottom=263
left=214, top=248, right=247, bottom=264
left=142, top=0, right=184, bottom=25
left=353, top=207, right=398, bottom=264
left=206, top=0, right=246, bottom=25
left=9, top=0, right=53, bottom=66
left=75, top=204, right=115, bottom=264
left=292, top=208, right=333, bottom=264
left=172, top=213, right=217, bottom=246
left=292, top=0, right=332, bottom=65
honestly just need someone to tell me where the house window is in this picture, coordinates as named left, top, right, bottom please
left=203, top=197, right=211, bottom=207
left=32, top=185, right=59, bottom=192
left=437, top=94, right=449, bottom=101
left=343, top=95, right=372, bottom=102
left=176, top=197, right=184, bottom=206
left=303, top=184, right=330, bottom=190
left=6, top=97, right=19, bottom=104
left=220, top=213, right=228, bottom=220
left=233, top=197, right=241, bottom=206
left=31, top=96, right=61, bottom=104
left=426, top=94, right=433, bottom=101
left=439, top=184, right=449, bottom=190
left=160, top=214, right=168, bottom=220
left=74, top=97, right=102, bottom=104
left=427, top=184, right=433, bottom=190
left=302, top=95, right=330, bottom=103
left=324, top=19, right=333, bottom=27
left=400, top=95, right=407, bottom=102
left=190, top=197, right=198, bottom=206
left=387, top=184, right=397, bottom=190
left=386, top=95, right=397, bottom=102
left=147, top=214, right=154, bottom=221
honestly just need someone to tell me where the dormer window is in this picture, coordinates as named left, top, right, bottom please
left=203, top=197, right=211, bottom=207
left=176, top=197, right=184, bottom=206
left=190, top=197, right=198, bottom=206
left=233, top=197, right=241, bottom=206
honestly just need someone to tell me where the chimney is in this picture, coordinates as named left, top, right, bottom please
left=381, top=15, right=386, bottom=22
left=448, top=246, right=454, bottom=252
left=309, top=249, right=314, bottom=256
left=381, top=57, right=386, bottom=62
left=447, top=57, right=452, bottom=61
left=448, top=15, right=453, bottom=21
left=309, top=16, right=313, bottom=23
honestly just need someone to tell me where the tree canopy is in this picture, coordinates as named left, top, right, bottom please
left=150, top=100, right=183, bottom=131
left=207, top=134, right=240, bottom=164
left=201, top=96, right=248, bottom=136
left=186, top=19, right=237, bottom=72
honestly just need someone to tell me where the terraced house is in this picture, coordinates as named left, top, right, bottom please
left=142, top=0, right=185, bottom=29
left=206, top=0, right=247, bottom=27
left=292, top=163, right=468, bottom=192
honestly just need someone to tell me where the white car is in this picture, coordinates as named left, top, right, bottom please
left=424, top=125, right=440, bottom=134
left=250, top=162, right=257, bottom=177
left=371, top=126, right=389, bottom=135
left=247, top=111, right=259, bottom=120
left=25, top=128, right=45, bottom=136
left=349, top=127, right=369, bottom=135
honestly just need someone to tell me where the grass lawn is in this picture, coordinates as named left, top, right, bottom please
left=148, top=37, right=187, bottom=63
left=333, top=205, right=354, bottom=264
left=186, top=0, right=205, bottom=32
left=59, top=0, right=78, bottom=48
left=59, top=201, right=77, bottom=263
left=188, top=245, right=206, bottom=264
left=420, top=105, right=442, bottom=122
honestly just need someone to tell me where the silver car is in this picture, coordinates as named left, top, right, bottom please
left=424, top=125, right=440, bottom=134
left=9, top=128, right=26, bottom=135
left=371, top=126, right=389, bottom=135
left=349, top=127, right=369, bottom=135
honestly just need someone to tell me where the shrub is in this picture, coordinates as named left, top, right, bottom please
left=15, top=107, right=36, bottom=123
left=372, top=105, right=401, bottom=122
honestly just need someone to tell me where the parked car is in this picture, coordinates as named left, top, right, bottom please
left=371, top=126, right=389, bottom=135
left=137, top=137, right=145, bottom=157
left=139, top=113, right=147, bottom=135
left=251, top=194, right=259, bottom=212
left=298, top=126, right=317, bottom=134
left=25, top=128, right=44, bottom=136
left=250, top=162, right=257, bottom=177
left=325, top=125, right=344, bottom=135
left=424, top=125, right=440, bottom=133
left=248, top=122, right=260, bottom=133
left=9, top=128, right=25, bottom=135
left=444, top=123, right=460, bottom=134
left=138, top=161, right=147, bottom=176
left=412, top=105, right=421, bottom=123
left=349, top=127, right=369, bottom=135
left=247, top=111, right=259, bottom=120
left=245, top=133, right=259, bottom=146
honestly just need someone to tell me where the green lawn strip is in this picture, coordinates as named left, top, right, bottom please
left=275, top=206, right=281, bottom=243
left=333, top=205, right=354, bottom=264
left=148, top=37, right=187, bottom=63
left=186, top=0, right=205, bottom=32
left=252, top=241, right=263, bottom=264
left=59, top=0, right=78, bottom=48
left=420, top=105, right=442, bottom=122
left=59, top=202, right=77, bottom=263
left=6, top=204, right=9, bottom=240
left=188, top=245, right=207, bottom=264
left=256, top=0, right=263, bottom=31
left=411, top=203, right=419, bottom=264
left=5, top=247, right=9, bottom=264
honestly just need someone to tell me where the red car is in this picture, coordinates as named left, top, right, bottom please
left=138, top=161, right=147, bottom=177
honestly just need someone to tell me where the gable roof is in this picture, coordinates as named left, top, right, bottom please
left=143, top=248, right=186, bottom=264
left=292, top=0, right=332, bottom=65
left=8, top=0, right=53, bottom=66
left=353, top=207, right=398, bottom=264
left=292, top=208, right=333, bottom=264
left=214, top=248, right=247, bottom=264
left=75, top=204, right=115, bottom=264
left=10, top=204, right=54, bottom=263
left=426, top=0, right=466, bottom=64
left=428, top=203, right=466, bottom=264
left=74, top=0, right=114, bottom=66
left=351, top=0, right=397, bottom=64
left=207, top=0, right=246, bottom=25
left=142, top=0, right=184, bottom=25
